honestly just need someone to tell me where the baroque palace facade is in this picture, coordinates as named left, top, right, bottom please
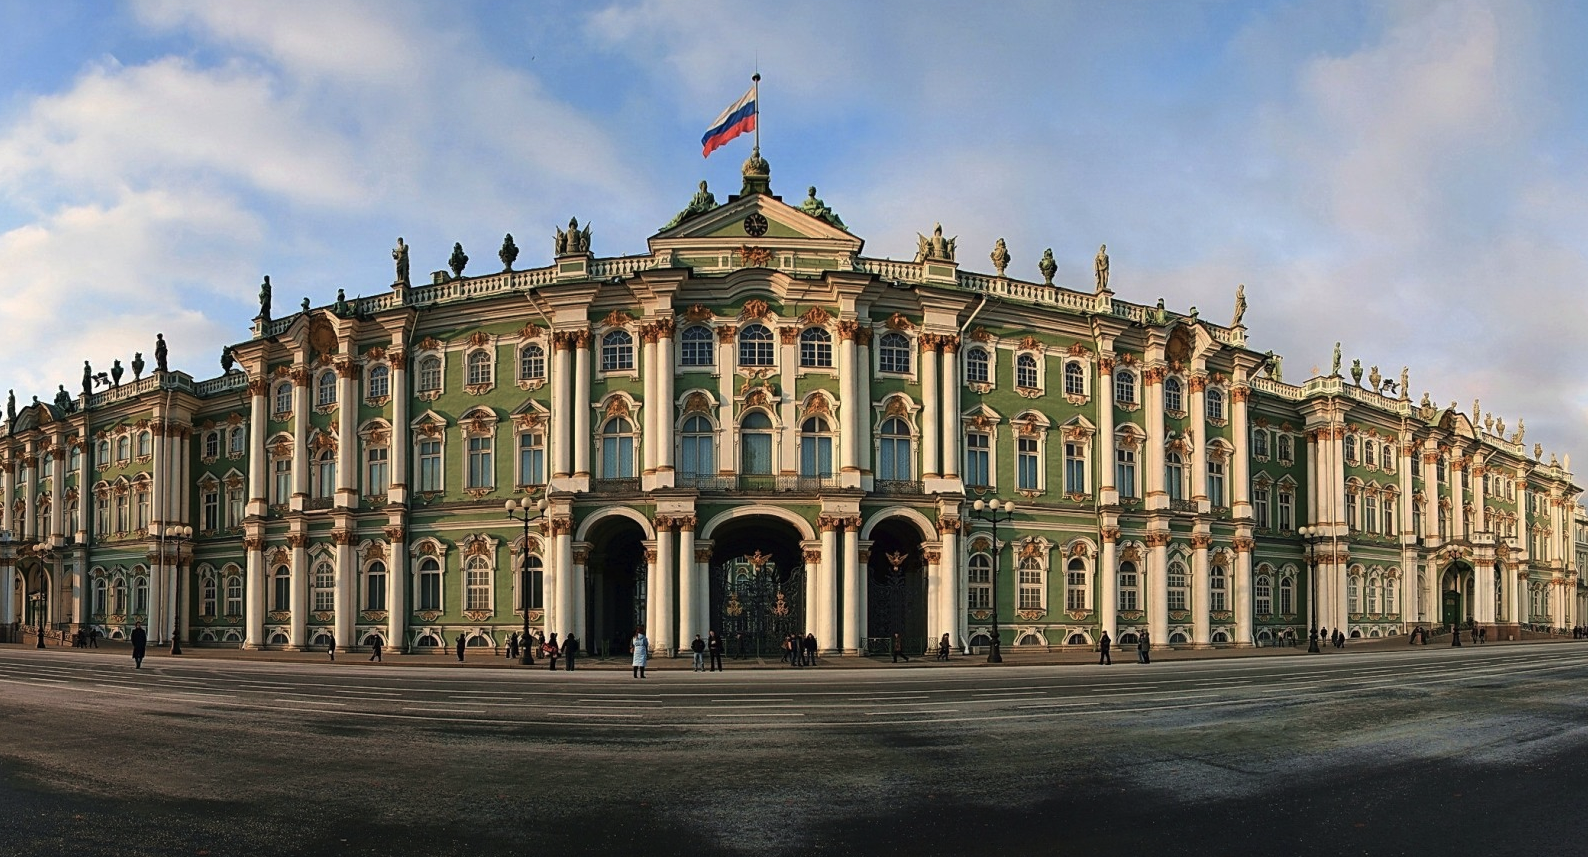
left=1, top=156, right=1584, bottom=656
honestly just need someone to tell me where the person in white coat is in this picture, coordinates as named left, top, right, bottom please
left=630, top=626, right=650, bottom=679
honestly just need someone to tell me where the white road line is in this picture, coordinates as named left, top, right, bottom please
left=546, top=711, right=641, bottom=718
left=866, top=710, right=958, bottom=716
left=708, top=712, right=804, bottom=718
left=276, top=699, right=345, bottom=706
left=403, top=707, right=485, bottom=714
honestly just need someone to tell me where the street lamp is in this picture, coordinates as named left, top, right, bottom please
left=970, top=496, right=1016, bottom=664
left=163, top=525, right=193, bottom=655
left=1299, top=525, right=1324, bottom=654
left=504, top=496, right=548, bottom=665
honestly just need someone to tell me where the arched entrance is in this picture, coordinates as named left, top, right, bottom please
left=708, top=516, right=805, bottom=659
left=1441, top=562, right=1474, bottom=627
left=866, top=518, right=927, bottom=655
left=584, top=516, right=648, bottom=658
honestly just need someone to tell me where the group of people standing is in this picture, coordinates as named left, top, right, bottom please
left=783, top=632, right=819, bottom=666
left=688, top=632, right=726, bottom=671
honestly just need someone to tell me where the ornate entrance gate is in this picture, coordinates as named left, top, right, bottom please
left=867, top=556, right=924, bottom=655
left=710, top=552, right=803, bottom=659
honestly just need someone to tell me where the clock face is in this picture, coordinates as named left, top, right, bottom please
left=743, top=213, right=768, bottom=237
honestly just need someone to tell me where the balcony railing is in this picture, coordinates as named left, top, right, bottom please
left=590, top=477, right=642, bottom=495
left=677, top=474, right=842, bottom=493
left=873, top=479, right=924, bottom=496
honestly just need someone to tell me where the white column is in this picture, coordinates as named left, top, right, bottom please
left=552, top=336, right=573, bottom=480
left=247, top=378, right=269, bottom=516
left=842, top=521, right=862, bottom=652
left=573, top=333, right=592, bottom=480
left=0, top=562, right=12, bottom=624
left=572, top=546, right=587, bottom=644
left=644, top=541, right=660, bottom=647
left=920, top=338, right=940, bottom=479
left=1097, top=359, right=1117, bottom=505
left=244, top=538, right=264, bottom=648
left=1144, top=368, right=1166, bottom=508
left=923, top=546, right=940, bottom=655
left=0, top=458, right=13, bottom=535
left=1148, top=535, right=1168, bottom=646
left=554, top=526, right=574, bottom=636
left=1231, top=385, right=1251, bottom=516
left=22, top=443, right=37, bottom=540
left=1472, top=461, right=1488, bottom=534
left=641, top=333, right=657, bottom=476
left=857, top=332, right=872, bottom=478
left=289, top=534, right=307, bottom=648
left=336, top=365, right=357, bottom=507
left=1192, top=536, right=1211, bottom=646
left=938, top=523, right=958, bottom=649
left=291, top=369, right=309, bottom=512
left=941, top=341, right=960, bottom=481
left=145, top=434, right=165, bottom=643
left=678, top=520, right=698, bottom=641
left=655, top=521, right=675, bottom=655
left=1190, top=374, right=1208, bottom=510
left=1234, top=541, right=1253, bottom=645
left=838, top=326, right=859, bottom=486
left=1098, top=532, right=1118, bottom=643
left=1475, top=560, right=1496, bottom=624
left=390, top=351, right=411, bottom=506
left=1452, top=457, right=1468, bottom=541
left=387, top=530, right=407, bottom=651
left=48, top=443, right=65, bottom=543
left=335, top=535, right=354, bottom=648
left=657, top=323, right=676, bottom=484
left=819, top=519, right=839, bottom=653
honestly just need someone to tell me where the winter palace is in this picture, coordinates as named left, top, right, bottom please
left=2, top=154, right=1584, bottom=657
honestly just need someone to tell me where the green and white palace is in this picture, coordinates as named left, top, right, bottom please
left=2, top=155, right=1585, bottom=656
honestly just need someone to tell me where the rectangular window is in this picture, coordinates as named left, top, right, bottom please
left=466, top=564, right=491, bottom=611
left=313, top=566, right=334, bottom=612
left=1254, top=486, right=1270, bottom=528
left=1064, top=442, right=1086, bottom=494
left=1345, top=492, right=1358, bottom=531
left=419, top=568, right=442, bottom=611
left=965, top=433, right=990, bottom=488
left=1018, top=565, right=1043, bottom=610
left=800, top=435, right=833, bottom=479
left=1210, top=573, right=1227, bottom=612
left=1066, top=570, right=1087, bottom=611
left=1278, top=490, right=1293, bottom=531
left=225, top=575, right=244, bottom=617
left=202, top=489, right=219, bottom=532
left=968, top=558, right=991, bottom=610
left=1167, top=566, right=1188, bottom=611
left=467, top=436, right=494, bottom=489
left=418, top=440, right=442, bottom=492
left=1118, top=569, right=1138, bottom=611
left=1018, top=437, right=1039, bottom=491
left=366, top=447, right=390, bottom=495
left=366, top=571, right=387, bottom=611
left=273, top=458, right=291, bottom=504
left=518, top=433, right=545, bottom=486
left=226, top=485, right=245, bottom=528
left=1116, top=448, right=1137, bottom=499
left=1207, top=460, right=1226, bottom=507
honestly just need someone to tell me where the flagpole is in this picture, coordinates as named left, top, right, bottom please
left=752, top=72, right=761, bottom=154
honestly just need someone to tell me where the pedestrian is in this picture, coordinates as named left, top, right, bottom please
left=564, top=633, right=578, bottom=671
left=90, top=627, right=99, bottom=649
left=631, top=626, right=650, bottom=679
left=938, top=633, right=951, bottom=661
left=1138, top=630, right=1151, bottom=664
left=507, top=632, right=518, bottom=660
left=546, top=633, right=560, bottom=670
left=130, top=622, right=148, bottom=669
left=892, top=632, right=909, bottom=663
left=1099, top=631, right=1112, bottom=665
left=707, top=630, right=724, bottom=672
left=1452, top=624, right=1462, bottom=647
left=327, top=633, right=336, bottom=662
left=455, top=633, right=466, bottom=662
left=691, top=634, right=706, bottom=672
left=804, top=632, right=818, bottom=666
left=781, top=634, right=794, bottom=666
left=369, top=637, right=383, bottom=662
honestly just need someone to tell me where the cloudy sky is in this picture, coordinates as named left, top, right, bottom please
left=1, top=0, right=1585, bottom=467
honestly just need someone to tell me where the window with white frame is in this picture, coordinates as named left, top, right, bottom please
left=1365, top=440, right=1377, bottom=468
left=465, top=556, right=492, bottom=611
left=273, top=381, right=292, bottom=415
left=517, top=431, right=545, bottom=486
left=680, top=325, right=714, bottom=366
left=1065, top=557, right=1088, bottom=611
left=467, top=435, right=494, bottom=489
left=518, top=345, right=545, bottom=382
left=1016, top=353, right=1039, bottom=389
left=800, top=417, right=834, bottom=478
left=226, top=483, right=244, bottom=528
left=1255, top=573, right=1273, bottom=616
left=1166, top=451, right=1186, bottom=502
left=314, top=449, right=336, bottom=499
left=680, top=415, right=714, bottom=477
left=114, top=491, right=128, bottom=532
left=1280, top=576, right=1295, bottom=614
left=878, top=332, right=911, bottom=374
left=1383, top=497, right=1396, bottom=536
left=1115, top=371, right=1136, bottom=405
left=272, top=565, right=290, bottom=611
left=1365, top=493, right=1378, bottom=533
left=1164, top=376, right=1184, bottom=413
left=1117, top=560, right=1139, bottom=611
left=520, top=553, right=544, bottom=611
left=1064, top=440, right=1086, bottom=494
left=313, top=560, right=335, bottom=611
left=1211, top=562, right=1227, bottom=611
left=273, top=456, right=291, bottom=504
left=224, top=570, right=243, bottom=617
left=1345, top=490, right=1359, bottom=530
left=1344, top=434, right=1358, bottom=463
left=117, top=437, right=130, bottom=463
left=134, top=485, right=150, bottom=530
left=97, top=439, right=110, bottom=464
left=367, top=364, right=390, bottom=400
left=799, top=328, right=833, bottom=368
left=1207, top=458, right=1227, bottom=507
left=229, top=426, right=246, bottom=456
left=1254, top=485, right=1270, bottom=528
left=1116, top=443, right=1138, bottom=499
left=740, top=411, right=775, bottom=475
left=1167, top=560, right=1189, bottom=611
left=467, top=350, right=493, bottom=386
left=417, top=438, right=443, bottom=492
left=1368, top=574, right=1382, bottom=613
left=366, top=445, right=390, bottom=495
left=1017, top=556, right=1044, bottom=610
left=965, top=430, right=991, bottom=489
left=1253, top=429, right=1269, bottom=458
left=316, top=371, right=337, bottom=407
left=600, top=417, right=637, bottom=478
left=1206, top=387, right=1224, bottom=421
left=738, top=323, right=775, bottom=367
left=601, top=330, right=635, bottom=371
left=1277, top=434, right=1293, bottom=463
left=417, top=556, right=442, bottom=611
left=1017, top=436, right=1040, bottom=491
left=132, top=572, right=149, bottom=616
left=877, top=417, right=913, bottom=481
left=365, top=561, right=387, bottom=611
left=968, top=551, right=992, bottom=610
left=1347, top=574, right=1360, bottom=613
left=1064, top=361, right=1085, bottom=396
left=109, top=576, right=127, bottom=615
left=965, top=347, right=990, bottom=385
left=1386, top=575, right=1398, bottom=614
left=206, top=431, right=222, bottom=460
left=200, top=573, right=217, bottom=617
left=1278, top=488, right=1294, bottom=530
left=418, top=356, right=442, bottom=392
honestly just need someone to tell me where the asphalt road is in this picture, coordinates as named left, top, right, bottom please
left=1, top=642, right=1585, bottom=856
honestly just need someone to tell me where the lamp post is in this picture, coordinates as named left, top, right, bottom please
left=163, top=524, right=193, bottom=655
left=1299, top=525, right=1323, bottom=654
left=970, top=496, right=1016, bottom=664
left=504, top=496, right=548, bottom=665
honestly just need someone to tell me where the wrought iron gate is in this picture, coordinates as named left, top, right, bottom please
left=710, top=552, right=804, bottom=659
left=867, top=561, right=923, bottom=654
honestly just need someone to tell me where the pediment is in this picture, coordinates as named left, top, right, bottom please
left=649, top=192, right=863, bottom=255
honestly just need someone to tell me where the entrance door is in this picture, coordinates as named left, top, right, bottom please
left=710, top=554, right=803, bottom=659
left=1441, top=590, right=1461, bottom=627
left=867, top=559, right=925, bottom=655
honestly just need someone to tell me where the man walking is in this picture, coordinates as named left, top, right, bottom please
left=455, top=633, right=466, bottom=662
left=327, top=633, right=336, bottom=662
left=891, top=632, right=909, bottom=663
left=564, top=633, right=578, bottom=671
left=804, top=632, right=818, bottom=667
left=1099, top=631, right=1112, bottom=665
left=1137, top=630, right=1151, bottom=664
left=130, top=622, right=147, bottom=669
left=369, top=637, right=383, bottom=662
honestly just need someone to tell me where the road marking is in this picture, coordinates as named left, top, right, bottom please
left=277, top=698, right=345, bottom=706
left=848, top=695, right=930, bottom=702
left=708, top=712, right=804, bottom=718
left=867, top=710, right=958, bottom=716
left=546, top=711, right=641, bottom=718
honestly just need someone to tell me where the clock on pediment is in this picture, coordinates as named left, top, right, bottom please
left=743, top=213, right=768, bottom=237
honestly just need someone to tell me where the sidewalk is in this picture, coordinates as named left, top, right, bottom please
left=10, top=632, right=1578, bottom=671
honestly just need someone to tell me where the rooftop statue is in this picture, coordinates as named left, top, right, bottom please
left=449, top=243, right=469, bottom=278
left=555, top=217, right=592, bottom=256
left=1038, top=248, right=1057, bottom=286
left=54, top=385, right=71, bottom=413
left=499, top=233, right=519, bottom=271
left=154, top=333, right=168, bottom=373
left=1231, top=283, right=1247, bottom=328
left=6, top=389, right=14, bottom=424
left=1152, top=298, right=1168, bottom=326
left=1400, top=367, right=1409, bottom=399
left=393, top=238, right=410, bottom=286
left=989, top=238, right=1010, bottom=277
left=1331, top=342, right=1341, bottom=376
left=1515, top=419, right=1525, bottom=444
left=1094, top=244, right=1110, bottom=291
left=798, top=186, right=845, bottom=229
left=221, top=347, right=236, bottom=374
left=333, top=289, right=351, bottom=317
left=1369, top=365, right=1381, bottom=391
left=258, top=275, right=272, bottom=320
left=1264, top=351, right=1283, bottom=382
left=914, top=223, right=957, bottom=263
left=131, top=352, right=145, bottom=381
left=111, top=359, right=124, bottom=387
left=81, top=360, right=92, bottom=400
left=301, top=297, right=311, bottom=313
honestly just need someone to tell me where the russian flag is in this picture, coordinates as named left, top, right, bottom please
left=701, top=86, right=757, bottom=158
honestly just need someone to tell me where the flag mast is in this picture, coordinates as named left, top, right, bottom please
left=752, top=72, right=761, bottom=156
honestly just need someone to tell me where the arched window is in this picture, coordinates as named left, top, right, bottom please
left=965, top=347, right=990, bottom=384
left=1164, top=376, right=1183, bottom=412
left=1064, top=361, right=1085, bottom=396
left=314, top=449, right=336, bottom=499
left=601, top=330, right=634, bottom=371
left=313, top=560, right=335, bottom=611
left=467, top=351, right=493, bottom=386
left=518, top=345, right=545, bottom=382
left=878, top=332, right=910, bottom=374
left=92, top=577, right=107, bottom=615
left=1364, top=440, right=1377, bottom=468
left=204, top=431, right=221, bottom=460
left=877, top=416, right=913, bottom=482
left=138, top=431, right=152, bottom=457
left=1205, top=388, right=1224, bottom=421
left=1368, top=575, right=1382, bottom=614
left=229, top=426, right=246, bottom=456
left=1017, top=556, right=1044, bottom=610
left=1347, top=574, right=1361, bottom=613
left=1165, top=451, right=1186, bottom=502
left=273, top=381, right=293, bottom=414
left=680, top=325, right=714, bottom=366
left=1016, top=353, right=1038, bottom=389
left=1277, top=434, right=1293, bottom=462
left=800, top=416, right=834, bottom=478
left=739, top=411, right=774, bottom=475
left=1387, top=576, right=1399, bottom=615
left=1167, top=561, right=1189, bottom=611
left=200, top=575, right=217, bottom=617
left=1255, top=574, right=1272, bottom=616
left=1344, top=434, right=1358, bottom=463
left=1253, top=429, right=1269, bottom=458
left=1280, top=576, right=1295, bottom=614
left=316, top=371, right=337, bottom=407
left=363, top=558, right=385, bottom=612
left=520, top=554, right=544, bottom=611
left=117, top=437, right=131, bottom=463
left=417, top=557, right=442, bottom=611
left=272, top=565, right=290, bottom=611
left=367, top=364, right=390, bottom=400
left=132, top=574, right=149, bottom=616
left=1114, top=371, right=1136, bottom=405
left=465, top=556, right=491, bottom=611
left=799, top=327, right=833, bottom=368
left=679, top=415, right=715, bottom=477
left=1117, top=560, right=1139, bottom=611
left=110, top=577, right=128, bottom=615
left=738, top=323, right=775, bottom=366
left=1065, top=557, right=1088, bottom=611
left=225, top=572, right=243, bottom=617
left=418, top=356, right=442, bottom=392
left=968, top=552, right=993, bottom=610
left=601, top=416, right=636, bottom=478
left=1210, top=563, right=1227, bottom=611
left=97, top=439, right=111, bottom=464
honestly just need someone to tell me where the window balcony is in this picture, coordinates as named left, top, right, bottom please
left=873, top=479, right=924, bottom=496
left=677, top=474, right=842, bottom=493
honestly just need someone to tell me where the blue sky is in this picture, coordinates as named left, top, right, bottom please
left=2, top=0, right=1586, bottom=470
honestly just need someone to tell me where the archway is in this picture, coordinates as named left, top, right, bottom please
left=584, top=516, right=649, bottom=658
left=16, top=557, right=48, bottom=634
left=708, top=515, right=806, bottom=659
left=865, top=517, right=928, bottom=655
left=1441, top=561, right=1474, bottom=627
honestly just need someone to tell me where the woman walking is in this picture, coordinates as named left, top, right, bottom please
left=631, top=626, right=650, bottom=679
